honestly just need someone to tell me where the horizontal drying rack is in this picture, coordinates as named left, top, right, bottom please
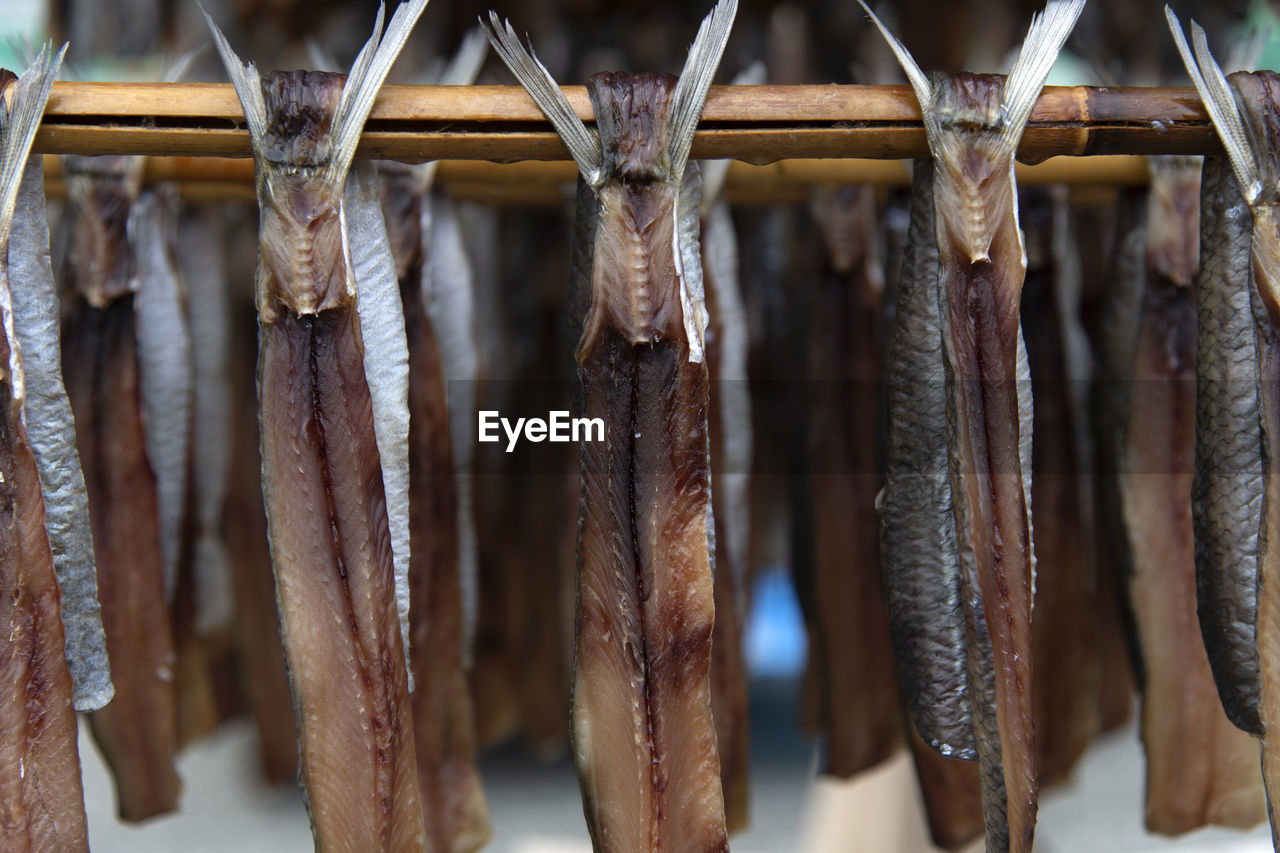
left=35, top=82, right=1219, bottom=198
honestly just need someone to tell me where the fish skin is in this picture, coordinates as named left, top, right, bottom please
left=1192, top=155, right=1266, bottom=736
left=63, top=295, right=181, bottom=822
left=380, top=168, right=491, bottom=853
left=179, top=206, right=235, bottom=637
left=1229, top=70, right=1280, bottom=845
left=879, top=157, right=972, bottom=760
left=8, top=160, right=112, bottom=712
left=132, top=188, right=193, bottom=604
left=808, top=184, right=901, bottom=779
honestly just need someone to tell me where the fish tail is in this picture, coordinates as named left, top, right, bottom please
left=482, top=11, right=602, bottom=185
left=998, top=0, right=1086, bottom=154
left=0, top=41, right=65, bottom=242
left=667, top=0, right=739, bottom=181
left=1166, top=6, right=1261, bottom=203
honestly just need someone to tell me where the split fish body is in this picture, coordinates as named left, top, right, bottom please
left=486, top=4, right=738, bottom=848
left=251, top=72, right=423, bottom=852
left=61, top=159, right=181, bottom=822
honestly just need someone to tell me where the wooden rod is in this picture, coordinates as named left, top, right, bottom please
left=35, top=82, right=1214, bottom=162
left=41, top=154, right=1150, bottom=204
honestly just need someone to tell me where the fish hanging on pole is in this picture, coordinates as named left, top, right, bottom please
left=1169, top=8, right=1280, bottom=843
left=375, top=29, right=493, bottom=853
left=486, top=1, right=737, bottom=849
left=61, top=155, right=185, bottom=819
left=204, top=0, right=430, bottom=848
left=860, top=1, right=1086, bottom=849
left=0, top=43, right=100, bottom=851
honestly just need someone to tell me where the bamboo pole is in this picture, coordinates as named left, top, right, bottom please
left=36, top=82, right=1214, bottom=162
left=42, top=154, right=1149, bottom=204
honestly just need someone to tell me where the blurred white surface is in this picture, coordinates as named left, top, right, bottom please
left=79, top=701, right=1276, bottom=852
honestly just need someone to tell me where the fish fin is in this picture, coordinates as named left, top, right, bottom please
left=441, top=26, right=489, bottom=86
left=330, top=0, right=430, bottom=182
left=0, top=41, right=65, bottom=244
left=482, top=12, right=603, bottom=186
left=345, top=161, right=414, bottom=682
left=201, top=5, right=268, bottom=146
left=999, top=0, right=1086, bottom=154
left=668, top=0, right=739, bottom=182
left=161, top=44, right=207, bottom=83
left=854, top=1, right=933, bottom=122
left=1166, top=6, right=1261, bottom=203
left=698, top=60, right=765, bottom=212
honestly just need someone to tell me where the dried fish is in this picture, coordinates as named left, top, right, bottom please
left=376, top=34, right=492, bottom=842
left=1169, top=11, right=1280, bottom=841
left=0, top=45, right=93, bottom=851
left=205, top=1, right=430, bottom=848
left=486, top=1, right=737, bottom=848
left=5, top=71, right=112, bottom=716
left=862, top=2, right=1086, bottom=849
left=808, top=184, right=901, bottom=780
left=1118, top=153, right=1264, bottom=833
left=701, top=145, right=752, bottom=830
left=1022, top=187, right=1100, bottom=788
left=180, top=206, right=235, bottom=637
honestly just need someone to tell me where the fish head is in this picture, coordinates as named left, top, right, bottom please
left=929, top=74, right=1015, bottom=266
left=1144, top=156, right=1202, bottom=288
left=588, top=71, right=679, bottom=183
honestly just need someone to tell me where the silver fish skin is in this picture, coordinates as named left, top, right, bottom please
left=878, top=156, right=972, bottom=760
left=1193, top=156, right=1263, bottom=734
left=9, top=151, right=114, bottom=710
left=131, top=187, right=193, bottom=604
left=421, top=191, right=481, bottom=656
left=347, top=160, right=414, bottom=671
left=1168, top=9, right=1267, bottom=734
left=179, top=206, right=235, bottom=636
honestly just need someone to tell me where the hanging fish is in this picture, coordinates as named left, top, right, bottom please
left=807, top=183, right=902, bottom=780
left=699, top=94, right=755, bottom=829
left=486, top=1, right=737, bottom=848
left=1021, top=186, right=1101, bottom=789
left=0, top=44, right=97, bottom=852
left=204, top=0, right=430, bottom=848
left=61, top=154, right=183, bottom=821
left=1169, top=10, right=1280, bottom=842
left=861, top=1, right=1086, bottom=849
left=1120, top=153, right=1266, bottom=833
left=375, top=28, right=492, bottom=853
